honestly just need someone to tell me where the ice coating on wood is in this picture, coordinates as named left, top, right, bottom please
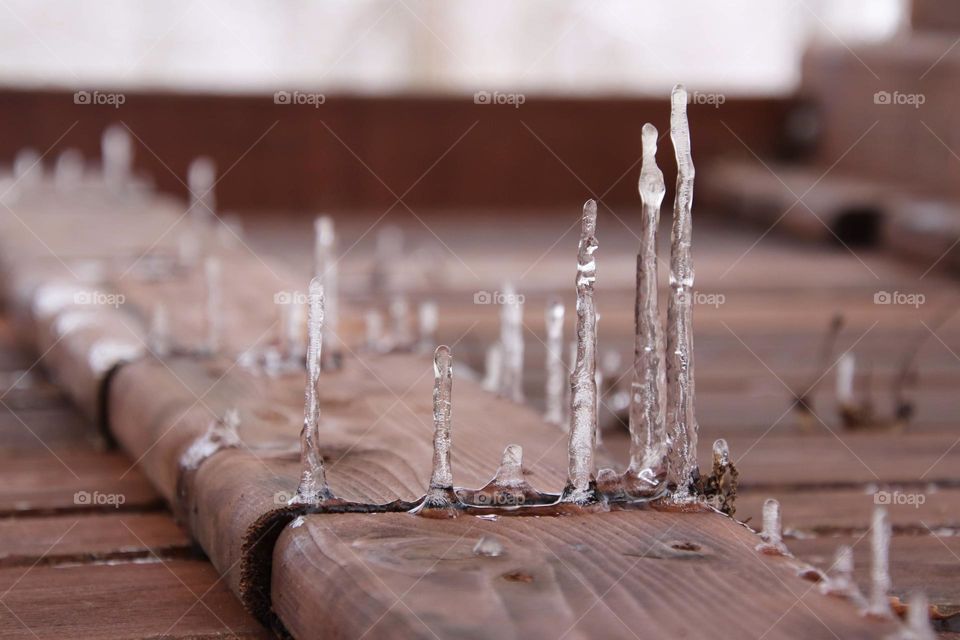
left=314, top=216, right=340, bottom=369
left=565, top=200, right=599, bottom=503
left=101, top=125, right=133, bottom=195
left=473, top=536, right=504, bottom=558
left=293, top=278, right=332, bottom=504
left=836, top=352, right=856, bottom=405
left=188, top=157, right=217, bottom=225
left=665, top=84, right=700, bottom=501
left=417, top=300, right=438, bottom=351
left=820, top=545, right=866, bottom=605
left=424, top=345, right=455, bottom=508
left=897, top=591, right=936, bottom=640
left=180, top=408, right=241, bottom=471
left=389, top=296, right=413, bottom=349
left=148, top=303, right=171, bottom=358
left=203, top=257, right=222, bottom=356
left=756, top=498, right=789, bottom=555
left=498, top=283, right=525, bottom=403
left=482, top=342, right=502, bottom=392
left=544, top=299, right=565, bottom=425
left=867, top=506, right=893, bottom=618
left=493, top=444, right=525, bottom=488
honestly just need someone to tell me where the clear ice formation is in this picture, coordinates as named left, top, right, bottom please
left=867, top=506, right=893, bottom=618
left=418, top=300, right=439, bottom=352
left=819, top=545, right=866, bottom=606
left=101, top=125, right=133, bottom=195
left=203, top=257, right=222, bottom=356
left=482, top=342, right=503, bottom=393
left=180, top=408, right=241, bottom=471
left=565, top=200, right=599, bottom=503
left=498, top=282, right=525, bottom=403
left=836, top=352, right=856, bottom=406
left=148, top=303, right=171, bottom=358
left=423, top=345, right=455, bottom=509
left=460, top=444, right=549, bottom=508
left=314, top=216, right=340, bottom=369
left=625, top=123, right=669, bottom=494
left=898, top=592, right=936, bottom=640
left=544, top=299, right=565, bottom=426
left=665, top=84, right=700, bottom=501
left=293, top=278, right=332, bottom=504
left=756, top=498, right=789, bottom=555
left=188, top=157, right=217, bottom=226
left=389, top=296, right=413, bottom=349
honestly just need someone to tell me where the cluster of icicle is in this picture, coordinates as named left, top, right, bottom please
left=757, top=499, right=937, bottom=638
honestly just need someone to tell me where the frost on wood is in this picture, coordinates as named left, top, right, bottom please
left=626, top=122, right=668, bottom=496
left=564, top=200, right=599, bottom=504
left=314, top=216, right=341, bottom=369
left=544, top=299, right=565, bottom=426
left=819, top=545, right=866, bottom=606
left=421, top=345, right=457, bottom=512
left=867, top=506, right=893, bottom=618
left=665, top=84, right=700, bottom=502
left=755, top=498, right=789, bottom=556
left=293, top=278, right=332, bottom=504
left=188, top=157, right=217, bottom=227
left=203, top=257, right=222, bottom=356
left=498, top=283, right=525, bottom=403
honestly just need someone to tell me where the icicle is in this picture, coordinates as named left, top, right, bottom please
left=473, top=536, right=505, bottom=558
left=54, top=149, right=84, bottom=191
left=756, top=498, right=789, bottom=555
left=894, top=592, right=936, bottom=640
left=13, top=148, right=41, bottom=189
left=867, top=506, right=893, bottom=618
left=494, top=444, right=524, bottom=488
left=836, top=352, right=856, bottom=405
left=203, top=257, right=222, bottom=356
left=462, top=444, right=548, bottom=508
left=314, top=216, right=340, bottom=369
left=422, top=345, right=456, bottom=510
left=365, top=309, right=385, bottom=352
left=544, top=299, right=565, bottom=426
left=482, top=342, right=502, bottom=393
left=665, top=85, right=700, bottom=501
left=498, top=283, right=525, bottom=402
left=148, top=303, right=171, bottom=358
left=389, top=296, right=413, bottom=349
left=626, top=123, right=668, bottom=494
left=293, top=278, right=332, bottom=504
left=820, top=545, right=866, bottom=605
left=418, top=300, right=438, bottom=352
left=101, top=124, right=133, bottom=195
left=564, top=200, right=599, bottom=504
left=187, top=157, right=217, bottom=226
left=371, top=225, right=403, bottom=295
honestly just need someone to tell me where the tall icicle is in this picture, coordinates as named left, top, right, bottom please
left=820, top=545, right=866, bottom=606
left=314, top=216, right=340, bottom=369
left=293, top=278, right=332, bottom=504
left=626, top=122, right=668, bottom=493
left=101, top=125, right=133, bottom=196
left=203, top=257, right=222, bottom=356
left=565, top=200, right=599, bottom=503
left=418, top=300, right=438, bottom=352
left=756, top=498, right=789, bottom=556
left=188, top=157, right=217, bottom=226
left=423, top=345, right=456, bottom=510
left=867, top=506, right=893, bottom=618
left=482, top=342, right=503, bottom=393
left=499, top=283, right=525, bottom=402
left=544, top=299, right=565, bottom=425
left=665, top=84, right=700, bottom=501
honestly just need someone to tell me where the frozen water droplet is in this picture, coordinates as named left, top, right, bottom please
left=544, top=299, right=565, bottom=426
left=665, top=86, right=700, bottom=502
left=422, top=345, right=456, bottom=511
left=498, top=282, right=525, bottom=403
left=203, top=257, right=222, bottom=356
left=564, top=200, right=599, bottom=504
left=101, top=125, right=133, bottom=195
left=482, top=342, right=502, bottom=393
left=473, top=536, right=505, bottom=558
left=293, top=278, right=332, bottom=504
left=713, top=438, right=729, bottom=466
left=820, top=545, right=866, bottom=606
left=756, top=498, right=789, bottom=556
left=149, top=303, right=171, bottom=358
left=418, top=300, right=438, bottom=352
left=188, top=157, right=217, bottom=226
left=866, top=506, right=893, bottom=618
left=314, top=216, right=340, bottom=369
